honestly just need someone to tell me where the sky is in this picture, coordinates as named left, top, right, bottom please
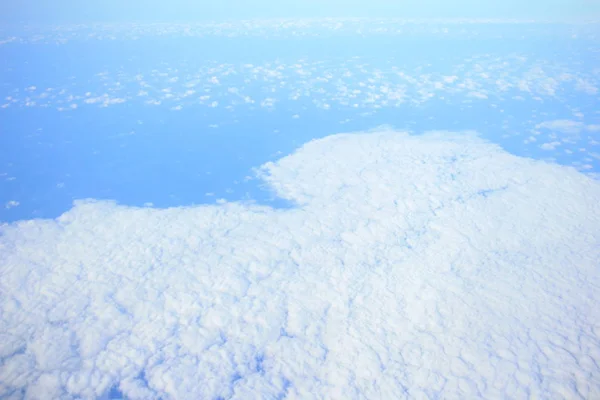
left=1, top=0, right=599, bottom=23
left=1, top=1, right=600, bottom=396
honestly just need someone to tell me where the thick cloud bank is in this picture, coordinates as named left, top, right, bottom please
left=1, top=129, right=600, bottom=399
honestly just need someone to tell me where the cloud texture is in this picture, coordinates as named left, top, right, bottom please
left=1, top=128, right=599, bottom=399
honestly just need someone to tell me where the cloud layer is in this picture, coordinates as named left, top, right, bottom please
left=1, top=128, right=599, bottom=399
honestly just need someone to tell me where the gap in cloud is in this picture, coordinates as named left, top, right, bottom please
left=0, top=101, right=395, bottom=222
left=107, top=385, right=125, bottom=400
left=0, top=107, right=305, bottom=222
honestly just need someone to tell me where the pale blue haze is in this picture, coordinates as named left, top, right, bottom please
left=1, top=0, right=600, bottom=22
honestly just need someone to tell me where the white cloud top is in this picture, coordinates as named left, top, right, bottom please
left=1, top=128, right=599, bottom=399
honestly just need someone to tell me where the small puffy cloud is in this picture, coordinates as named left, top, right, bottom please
left=575, top=78, right=598, bottom=94
left=467, top=91, right=488, bottom=99
left=0, top=37, right=18, bottom=45
left=103, top=97, right=126, bottom=106
left=4, top=200, right=19, bottom=209
left=1, top=131, right=600, bottom=399
left=182, top=89, right=195, bottom=97
left=540, top=141, right=562, bottom=150
left=586, top=124, right=600, bottom=132
left=443, top=75, right=458, bottom=84
left=535, top=119, right=585, bottom=135
left=260, top=97, right=277, bottom=109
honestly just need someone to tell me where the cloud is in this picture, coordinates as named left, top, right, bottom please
left=587, top=124, right=600, bottom=132
left=4, top=200, right=20, bottom=209
left=540, top=141, right=562, bottom=150
left=467, top=90, right=488, bottom=99
left=535, top=119, right=585, bottom=134
left=1, top=128, right=599, bottom=399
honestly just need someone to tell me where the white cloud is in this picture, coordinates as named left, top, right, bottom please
left=586, top=125, right=600, bottom=132
left=4, top=200, right=19, bottom=209
left=260, top=97, right=277, bottom=109
left=443, top=75, right=458, bottom=84
left=3, top=53, right=599, bottom=119
left=1, top=130, right=600, bottom=399
left=467, top=91, right=488, bottom=99
left=535, top=119, right=585, bottom=135
left=0, top=36, right=18, bottom=45
left=575, top=78, right=598, bottom=94
left=540, top=141, right=561, bottom=150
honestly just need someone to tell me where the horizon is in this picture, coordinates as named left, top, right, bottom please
left=1, top=0, right=600, bottom=24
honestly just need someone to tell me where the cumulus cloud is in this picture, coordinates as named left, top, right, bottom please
left=535, top=119, right=585, bottom=134
left=540, top=141, right=562, bottom=150
left=1, top=128, right=599, bottom=399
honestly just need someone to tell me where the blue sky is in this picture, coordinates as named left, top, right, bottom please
left=1, top=0, right=599, bottom=23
